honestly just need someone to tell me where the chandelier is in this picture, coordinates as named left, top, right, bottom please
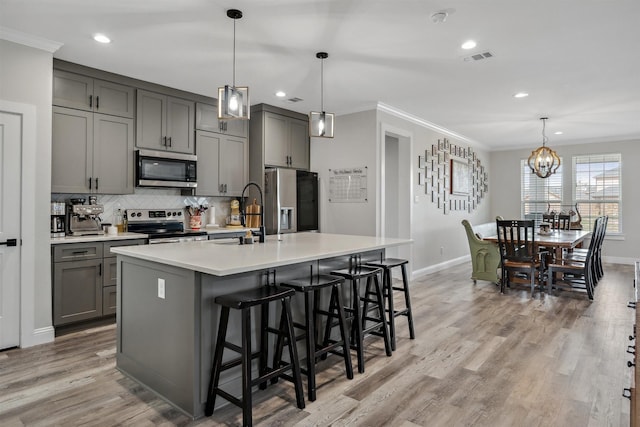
left=527, top=117, right=560, bottom=178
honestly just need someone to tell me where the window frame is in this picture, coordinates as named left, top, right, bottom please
left=520, top=159, right=563, bottom=225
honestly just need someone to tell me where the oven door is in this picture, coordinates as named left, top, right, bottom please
left=136, top=149, right=197, bottom=188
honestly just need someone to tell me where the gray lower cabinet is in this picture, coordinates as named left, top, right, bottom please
left=136, top=89, right=195, bottom=154
left=195, top=130, right=248, bottom=197
left=52, top=239, right=146, bottom=326
left=52, top=106, right=134, bottom=194
left=53, top=69, right=135, bottom=118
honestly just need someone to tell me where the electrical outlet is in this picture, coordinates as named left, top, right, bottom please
left=158, top=278, right=165, bottom=299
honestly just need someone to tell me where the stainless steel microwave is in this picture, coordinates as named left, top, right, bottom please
left=135, top=149, right=197, bottom=188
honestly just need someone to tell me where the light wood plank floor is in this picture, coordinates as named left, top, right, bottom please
left=0, top=263, right=634, bottom=426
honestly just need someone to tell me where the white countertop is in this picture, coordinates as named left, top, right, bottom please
left=50, top=232, right=148, bottom=245
left=111, top=232, right=412, bottom=276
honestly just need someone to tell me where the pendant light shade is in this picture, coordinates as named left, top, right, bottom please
left=527, top=117, right=560, bottom=178
left=309, top=52, right=334, bottom=138
left=218, top=9, right=249, bottom=120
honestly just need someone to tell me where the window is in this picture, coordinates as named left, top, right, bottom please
left=573, top=154, right=621, bottom=233
left=521, top=159, right=563, bottom=224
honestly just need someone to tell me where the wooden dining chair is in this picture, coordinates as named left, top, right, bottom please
left=546, top=216, right=601, bottom=300
left=556, top=214, right=571, bottom=230
left=495, top=219, right=545, bottom=296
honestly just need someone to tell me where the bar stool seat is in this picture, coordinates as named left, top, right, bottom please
left=205, top=286, right=305, bottom=427
left=364, top=258, right=415, bottom=351
left=274, top=274, right=353, bottom=401
left=330, top=265, right=392, bottom=373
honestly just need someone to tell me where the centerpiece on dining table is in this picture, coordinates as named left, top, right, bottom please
left=187, top=204, right=208, bottom=230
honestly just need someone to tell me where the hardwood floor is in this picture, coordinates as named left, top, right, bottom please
left=0, top=263, right=634, bottom=426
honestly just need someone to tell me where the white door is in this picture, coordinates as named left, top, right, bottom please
left=0, top=111, right=21, bottom=349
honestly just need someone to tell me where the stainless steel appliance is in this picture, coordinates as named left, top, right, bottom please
left=126, top=208, right=208, bottom=244
left=135, top=149, right=197, bottom=189
left=264, top=168, right=297, bottom=234
left=51, top=202, right=66, bottom=237
left=296, top=170, right=319, bottom=232
left=264, top=169, right=320, bottom=235
left=67, top=199, right=104, bottom=236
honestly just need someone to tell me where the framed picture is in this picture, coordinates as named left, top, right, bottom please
left=438, top=140, right=444, bottom=150
left=418, top=155, right=425, bottom=169
left=418, top=171, right=424, bottom=186
left=450, top=158, right=471, bottom=196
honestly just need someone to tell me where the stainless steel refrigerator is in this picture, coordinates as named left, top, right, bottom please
left=264, top=168, right=318, bottom=234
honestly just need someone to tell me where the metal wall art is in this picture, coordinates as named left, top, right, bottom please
left=418, top=137, right=488, bottom=214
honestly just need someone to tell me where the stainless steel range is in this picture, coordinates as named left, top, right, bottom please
left=126, top=208, right=208, bottom=244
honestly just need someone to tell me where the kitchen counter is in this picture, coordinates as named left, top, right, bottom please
left=50, top=232, right=148, bottom=245
left=111, top=232, right=411, bottom=276
left=114, top=232, right=411, bottom=418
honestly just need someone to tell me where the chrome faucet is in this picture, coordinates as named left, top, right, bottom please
left=240, top=182, right=266, bottom=243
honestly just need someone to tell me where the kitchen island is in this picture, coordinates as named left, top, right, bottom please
left=111, top=232, right=411, bottom=418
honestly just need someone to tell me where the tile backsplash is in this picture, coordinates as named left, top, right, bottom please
left=52, top=188, right=235, bottom=227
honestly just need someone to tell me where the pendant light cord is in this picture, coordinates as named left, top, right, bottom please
left=541, top=117, right=548, bottom=147
left=232, top=18, right=236, bottom=87
left=320, top=56, right=324, bottom=112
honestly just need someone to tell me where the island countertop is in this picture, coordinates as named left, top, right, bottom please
left=111, top=232, right=412, bottom=276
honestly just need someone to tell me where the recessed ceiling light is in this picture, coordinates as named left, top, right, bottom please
left=93, top=34, right=111, bottom=44
left=513, top=92, right=529, bottom=98
left=275, top=91, right=286, bottom=98
left=461, top=40, right=477, bottom=50
left=554, top=131, right=563, bottom=135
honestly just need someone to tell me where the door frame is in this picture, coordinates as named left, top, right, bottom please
left=0, top=99, right=45, bottom=347
left=378, top=122, right=413, bottom=275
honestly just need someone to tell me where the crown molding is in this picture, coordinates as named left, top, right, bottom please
left=0, top=26, right=62, bottom=53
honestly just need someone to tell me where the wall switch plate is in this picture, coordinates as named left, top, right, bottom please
left=158, top=278, right=165, bottom=299
left=414, top=195, right=419, bottom=203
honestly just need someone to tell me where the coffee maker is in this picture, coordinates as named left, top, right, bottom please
left=51, top=202, right=66, bottom=237
left=66, top=198, right=105, bottom=236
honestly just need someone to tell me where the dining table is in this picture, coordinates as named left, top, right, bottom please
left=483, top=229, right=592, bottom=261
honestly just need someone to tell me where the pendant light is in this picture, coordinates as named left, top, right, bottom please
left=218, top=9, right=249, bottom=120
left=309, top=52, right=334, bottom=138
left=527, top=117, right=560, bottom=178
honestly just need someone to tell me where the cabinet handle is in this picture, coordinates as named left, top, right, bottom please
left=89, top=95, right=93, bottom=108
left=88, top=177, right=92, bottom=190
left=219, top=122, right=224, bottom=132
left=162, top=136, right=167, bottom=146
left=72, top=250, right=89, bottom=255
left=95, top=177, right=99, bottom=191
left=168, top=137, right=172, bottom=147
left=96, top=96, right=99, bottom=110
left=99, top=263, right=102, bottom=276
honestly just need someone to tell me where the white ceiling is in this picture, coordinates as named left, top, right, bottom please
left=1, top=0, right=639, bottom=150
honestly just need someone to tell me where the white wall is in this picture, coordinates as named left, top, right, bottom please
left=311, top=105, right=492, bottom=278
left=490, top=139, right=640, bottom=262
left=0, top=39, right=55, bottom=344
left=310, top=110, right=378, bottom=236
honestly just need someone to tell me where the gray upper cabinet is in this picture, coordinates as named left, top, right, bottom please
left=52, top=106, right=134, bottom=194
left=195, top=130, right=248, bottom=197
left=195, top=102, right=247, bottom=137
left=262, top=111, right=310, bottom=170
left=136, top=89, right=195, bottom=154
left=53, top=70, right=135, bottom=118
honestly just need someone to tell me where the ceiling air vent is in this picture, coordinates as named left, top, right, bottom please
left=286, top=97, right=303, bottom=103
left=463, top=51, right=494, bottom=62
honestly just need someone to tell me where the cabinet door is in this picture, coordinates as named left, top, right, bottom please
left=288, top=118, right=310, bottom=170
left=194, top=130, right=221, bottom=196
left=264, top=112, right=289, bottom=167
left=53, top=70, right=93, bottom=111
left=53, top=259, right=103, bottom=326
left=136, top=89, right=166, bottom=150
left=166, top=97, right=195, bottom=154
left=220, top=135, right=248, bottom=196
left=93, top=114, right=134, bottom=194
left=224, top=119, right=248, bottom=137
left=103, top=286, right=117, bottom=316
left=103, top=256, right=118, bottom=287
left=93, top=80, right=135, bottom=118
left=196, top=102, right=247, bottom=137
left=52, top=107, right=93, bottom=193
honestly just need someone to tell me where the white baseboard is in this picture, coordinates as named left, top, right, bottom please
left=411, top=255, right=470, bottom=280
left=603, top=256, right=637, bottom=265
left=23, top=326, right=55, bottom=348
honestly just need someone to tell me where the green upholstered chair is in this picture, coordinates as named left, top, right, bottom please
left=461, top=219, right=501, bottom=284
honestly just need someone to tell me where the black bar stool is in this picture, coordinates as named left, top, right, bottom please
left=364, top=258, right=415, bottom=351
left=204, top=285, right=305, bottom=427
left=274, top=274, right=354, bottom=401
left=331, top=261, right=392, bottom=374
